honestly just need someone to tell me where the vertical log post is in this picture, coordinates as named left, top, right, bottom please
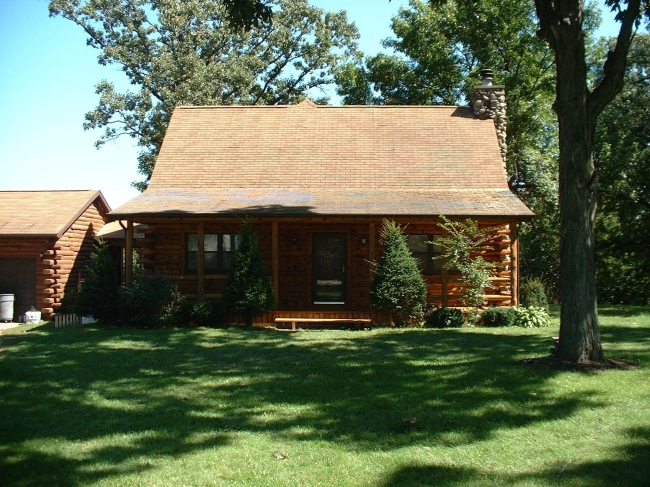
left=510, top=222, right=519, bottom=306
left=125, top=220, right=134, bottom=285
left=272, top=221, right=279, bottom=308
left=197, top=222, right=205, bottom=300
left=441, top=226, right=449, bottom=308
left=368, top=222, right=376, bottom=283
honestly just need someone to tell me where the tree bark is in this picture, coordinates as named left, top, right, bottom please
left=534, top=0, right=641, bottom=362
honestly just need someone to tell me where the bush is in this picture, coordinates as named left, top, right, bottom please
left=223, top=221, right=275, bottom=326
left=436, top=216, right=499, bottom=309
left=119, top=275, right=183, bottom=328
left=179, top=300, right=223, bottom=327
left=77, top=239, right=121, bottom=322
left=425, top=307, right=465, bottom=328
left=520, top=277, right=549, bottom=310
left=513, top=306, right=552, bottom=328
left=58, top=288, right=80, bottom=315
left=370, top=220, right=427, bottom=326
left=480, top=306, right=516, bottom=327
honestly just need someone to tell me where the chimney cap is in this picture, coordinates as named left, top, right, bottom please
left=479, top=69, right=494, bottom=86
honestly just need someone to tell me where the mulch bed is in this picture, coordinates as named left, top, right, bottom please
left=519, top=355, right=639, bottom=373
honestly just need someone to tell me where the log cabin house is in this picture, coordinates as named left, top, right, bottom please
left=0, top=190, right=110, bottom=321
left=110, top=76, right=534, bottom=325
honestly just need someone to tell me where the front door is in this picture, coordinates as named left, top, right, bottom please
left=312, top=233, right=346, bottom=304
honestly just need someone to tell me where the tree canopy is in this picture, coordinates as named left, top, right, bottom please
left=49, top=0, right=359, bottom=189
left=595, top=34, right=650, bottom=304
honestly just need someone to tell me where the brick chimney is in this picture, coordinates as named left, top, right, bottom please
left=470, top=69, right=507, bottom=167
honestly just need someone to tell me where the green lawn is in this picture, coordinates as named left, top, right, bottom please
left=1, top=307, right=648, bottom=486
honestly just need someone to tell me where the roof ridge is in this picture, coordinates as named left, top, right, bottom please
left=174, top=104, right=464, bottom=110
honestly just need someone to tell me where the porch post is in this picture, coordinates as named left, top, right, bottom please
left=441, top=225, right=449, bottom=308
left=272, top=221, right=279, bottom=308
left=510, top=221, right=519, bottom=306
left=125, top=220, right=134, bottom=285
left=197, top=222, right=204, bottom=299
left=368, top=222, right=375, bottom=283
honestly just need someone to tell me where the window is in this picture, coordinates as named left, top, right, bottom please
left=186, top=234, right=240, bottom=273
left=407, top=234, right=443, bottom=275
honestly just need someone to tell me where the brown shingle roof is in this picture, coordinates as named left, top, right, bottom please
left=0, top=190, right=110, bottom=237
left=111, top=103, right=533, bottom=218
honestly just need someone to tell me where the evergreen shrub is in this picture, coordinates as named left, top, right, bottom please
left=520, top=277, right=549, bottom=310
left=480, top=306, right=516, bottom=327
left=223, top=221, right=275, bottom=326
left=77, top=239, right=121, bottom=322
left=119, top=275, right=183, bottom=327
left=370, top=220, right=427, bottom=326
left=425, top=307, right=465, bottom=328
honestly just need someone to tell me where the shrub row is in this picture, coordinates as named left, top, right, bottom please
left=423, top=305, right=553, bottom=329
left=481, top=305, right=552, bottom=328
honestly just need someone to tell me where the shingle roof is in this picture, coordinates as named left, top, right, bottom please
left=111, top=102, right=533, bottom=219
left=0, top=190, right=110, bottom=237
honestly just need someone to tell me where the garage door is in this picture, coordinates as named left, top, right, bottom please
left=0, top=258, right=37, bottom=321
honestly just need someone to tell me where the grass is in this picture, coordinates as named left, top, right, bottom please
left=0, top=306, right=648, bottom=486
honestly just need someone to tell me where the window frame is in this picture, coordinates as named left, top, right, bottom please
left=406, top=234, right=443, bottom=275
left=185, top=233, right=239, bottom=274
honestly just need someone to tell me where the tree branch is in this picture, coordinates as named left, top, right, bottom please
left=589, top=0, right=642, bottom=120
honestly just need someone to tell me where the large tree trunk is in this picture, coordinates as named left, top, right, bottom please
left=533, top=0, right=641, bottom=362
left=554, top=49, right=604, bottom=362
left=552, top=10, right=605, bottom=363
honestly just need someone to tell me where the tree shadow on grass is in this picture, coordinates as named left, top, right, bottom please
left=377, top=426, right=650, bottom=487
left=0, top=323, right=624, bottom=485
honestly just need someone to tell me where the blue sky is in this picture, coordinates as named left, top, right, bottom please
left=0, top=0, right=625, bottom=209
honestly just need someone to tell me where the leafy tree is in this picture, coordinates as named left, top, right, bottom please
left=49, top=0, right=360, bottom=189
left=529, top=0, right=648, bottom=362
left=413, top=0, right=649, bottom=362
left=436, top=216, right=500, bottom=323
left=222, top=221, right=274, bottom=326
left=76, top=239, right=121, bottom=322
left=335, top=0, right=563, bottom=299
left=594, top=34, right=650, bottom=304
left=370, top=220, right=427, bottom=326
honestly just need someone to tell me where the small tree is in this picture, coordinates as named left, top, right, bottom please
left=370, top=220, right=427, bottom=326
left=222, top=221, right=275, bottom=326
left=436, top=216, right=500, bottom=322
left=76, top=238, right=120, bottom=322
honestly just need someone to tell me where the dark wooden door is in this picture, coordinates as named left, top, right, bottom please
left=312, top=233, right=346, bottom=304
left=0, top=258, right=37, bottom=321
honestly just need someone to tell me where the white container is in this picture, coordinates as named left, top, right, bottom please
left=25, top=309, right=42, bottom=324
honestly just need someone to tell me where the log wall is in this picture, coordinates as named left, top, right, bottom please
left=137, top=217, right=517, bottom=312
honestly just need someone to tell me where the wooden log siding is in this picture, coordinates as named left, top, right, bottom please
left=136, top=218, right=516, bottom=311
left=48, top=201, right=107, bottom=317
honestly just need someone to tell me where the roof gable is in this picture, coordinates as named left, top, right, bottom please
left=0, top=190, right=110, bottom=237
